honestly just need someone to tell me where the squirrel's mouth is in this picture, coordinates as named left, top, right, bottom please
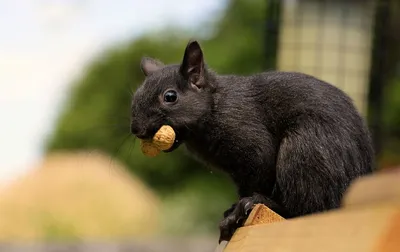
left=162, top=127, right=184, bottom=153
left=162, top=138, right=182, bottom=153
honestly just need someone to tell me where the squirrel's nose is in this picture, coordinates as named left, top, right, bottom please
left=135, top=132, right=150, bottom=139
left=130, top=122, right=140, bottom=136
left=130, top=123, right=150, bottom=139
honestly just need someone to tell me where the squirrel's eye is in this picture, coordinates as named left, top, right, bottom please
left=163, top=90, right=178, bottom=103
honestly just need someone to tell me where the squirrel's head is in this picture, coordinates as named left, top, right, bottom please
left=130, top=39, right=214, bottom=152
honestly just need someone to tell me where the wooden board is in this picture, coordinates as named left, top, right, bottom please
left=243, top=204, right=285, bottom=226
left=343, top=169, right=400, bottom=208
left=220, top=169, right=400, bottom=252
left=223, top=204, right=400, bottom=252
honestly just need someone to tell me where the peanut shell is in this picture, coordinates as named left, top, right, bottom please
left=140, top=140, right=160, bottom=157
left=152, top=125, right=176, bottom=151
left=140, top=125, right=176, bottom=157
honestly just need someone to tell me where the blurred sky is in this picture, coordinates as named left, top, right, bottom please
left=0, top=0, right=225, bottom=185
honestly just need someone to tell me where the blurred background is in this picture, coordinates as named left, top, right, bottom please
left=0, top=0, right=399, bottom=251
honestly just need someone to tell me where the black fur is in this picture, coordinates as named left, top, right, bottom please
left=131, top=40, right=375, bottom=242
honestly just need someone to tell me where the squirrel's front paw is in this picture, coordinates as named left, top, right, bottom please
left=218, top=196, right=256, bottom=243
left=218, top=193, right=289, bottom=243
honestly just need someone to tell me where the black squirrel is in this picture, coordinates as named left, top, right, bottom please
left=130, top=40, right=375, bottom=242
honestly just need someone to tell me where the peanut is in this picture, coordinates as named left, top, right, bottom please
left=140, top=125, right=176, bottom=157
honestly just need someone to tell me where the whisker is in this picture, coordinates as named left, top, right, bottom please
left=125, top=78, right=139, bottom=98
left=61, top=125, right=130, bottom=135
left=108, top=133, right=133, bottom=171
left=104, top=115, right=131, bottom=121
left=126, top=136, right=137, bottom=161
left=127, top=87, right=134, bottom=98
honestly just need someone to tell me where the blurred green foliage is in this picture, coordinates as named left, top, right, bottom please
left=45, top=0, right=269, bottom=235
left=381, top=78, right=400, bottom=167
left=383, top=79, right=400, bottom=136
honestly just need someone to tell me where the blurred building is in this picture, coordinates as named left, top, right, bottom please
left=277, top=0, right=375, bottom=116
left=265, top=0, right=400, bottom=158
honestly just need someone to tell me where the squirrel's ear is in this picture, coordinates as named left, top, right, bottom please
left=140, top=57, right=164, bottom=76
left=180, top=39, right=205, bottom=88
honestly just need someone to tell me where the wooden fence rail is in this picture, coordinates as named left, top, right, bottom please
left=217, top=168, right=400, bottom=252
